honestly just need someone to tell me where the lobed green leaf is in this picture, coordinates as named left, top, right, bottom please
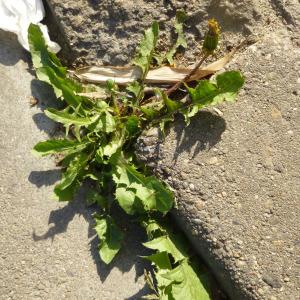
left=144, top=251, right=172, bottom=270
left=28, top=24, right=82, bottom=99
left=54, top=152, right=89, bottom=201
left=188, top=71, right=244, bottom=106
left=94, top=214, right=124, bottom=264
left=53, top=179, right=81, bottom=202
left=28, top=24, right=66, bottom=77
left=113, top=163, right=174, bottom=215
left=143, top=219, right=212, bottom=299
left=133, top=22, right=159, bottom=76
left=161, top=259, right=211, bottom=300
left=45, top=108, right=96, bottom=126
left=166, top=11, right=188, bottom=65
left=143, top=235, right=186, bottom=263
left=32, top=139, right=89, bottom=157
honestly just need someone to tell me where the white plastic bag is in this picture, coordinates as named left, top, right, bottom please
left=0, top=0, right=60, bottom=53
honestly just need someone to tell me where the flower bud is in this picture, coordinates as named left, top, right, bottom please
left=203, top=18, right=221, bottom=54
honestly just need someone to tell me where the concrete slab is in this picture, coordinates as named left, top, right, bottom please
left=44, top=0, right=277, bottom=66
left=0, top=30, right=149, bottom=300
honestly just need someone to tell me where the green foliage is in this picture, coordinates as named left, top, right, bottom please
left=53, top=151, right=89, bottom=201
left=143, top=219, right=211, bottom=300
left=32, top=139, right=90, bottom=157
left=166, top=11, right=188, bottom=65
left=187, top=71, right=244, bottom=106
left=180, top=71, right=244, bottom=125
left=133, top=22, right=159, bottom=76
left=28, top=17, right=244, bottom=300
left=144, top=235, right=186, bottom=263
left=154, top=11, right=188, bottom=66
left=28, top=24, right=81, bottom=98
left=45, top=108, right=97, bottom=126
left=159, top=259, right=211, bottom=300
left=94, top=214, right=124, bottom=264
left=113, top=163, right=173, bottom=215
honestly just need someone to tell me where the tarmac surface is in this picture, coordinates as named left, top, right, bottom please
left=136, top=9, right=300, bottom=300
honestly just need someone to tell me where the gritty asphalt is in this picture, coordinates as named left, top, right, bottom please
left=136, top=8, right=300, bottom=300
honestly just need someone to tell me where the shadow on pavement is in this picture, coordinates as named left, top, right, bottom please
left=30, top=79, right=64, bottom=137
left=0, top=30, right=29, bottom=66
left=31, top=185, right=150, bottom=296
left=125, top=285, right=152, bottom=300
left=173, top=111, right=226, bottom=161
left=28, top=169, right=61, bottom=187
left=30, top=79, right=61, bottom=111
left=31, top=187, right=89, bottom=242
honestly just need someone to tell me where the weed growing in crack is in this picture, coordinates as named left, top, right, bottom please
left=29, top=15, right=244, bottom=299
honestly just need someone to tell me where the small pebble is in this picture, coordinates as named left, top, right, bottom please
left=262, top=274, right=282, bottom=288
left=236, top=260, right=246, bottom=267
left=257, top=288, right=264, bottom=295
left=195, top=201, right=205, bottom=210
left=193, top=218, right=202, bottom=225
left=29, top=96, right=38, bottom=106
left=207, top=157, right=219, bottom=165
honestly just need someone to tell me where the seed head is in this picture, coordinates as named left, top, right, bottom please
left=203, top=18, right=221, bottom=54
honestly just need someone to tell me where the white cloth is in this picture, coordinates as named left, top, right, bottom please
left=0, top=0, right=61, bottom=53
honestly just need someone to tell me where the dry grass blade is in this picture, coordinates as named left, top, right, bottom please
left=76, top=91, right=107, bottom=99
left=74, top=47, right=239, bottom=85
left=74, top=66, right=142, bottom=85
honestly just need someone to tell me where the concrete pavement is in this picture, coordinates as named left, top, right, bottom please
left=0, top=30, right=148, bottom=300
